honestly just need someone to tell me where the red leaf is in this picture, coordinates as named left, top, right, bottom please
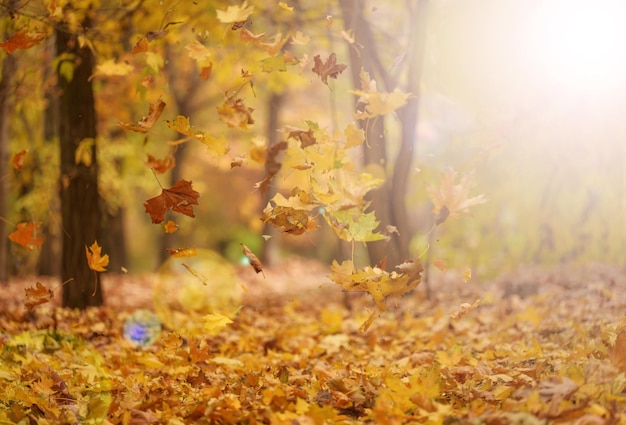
left=0, top=30, right=46, bottom=54
left=144, top=179, right=200, bottom=224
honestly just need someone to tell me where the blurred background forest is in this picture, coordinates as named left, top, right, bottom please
left=1, top=0, right=625, bottom=288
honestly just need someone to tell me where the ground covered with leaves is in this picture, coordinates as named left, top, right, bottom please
left=1, top=261, right=625, bottom=424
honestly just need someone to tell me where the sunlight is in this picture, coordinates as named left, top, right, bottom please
left=527, top=0, right=626, bottom=91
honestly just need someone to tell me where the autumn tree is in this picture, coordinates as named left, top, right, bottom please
left=338, top=0, right=429, bottom=266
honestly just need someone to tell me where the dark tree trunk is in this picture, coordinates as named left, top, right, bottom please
left=260, top=92, right=284, bottom=266
left=56, top=25, right=103, bottom=308
left=339, top=0, right=429, bottom=267
left=0, top=53, right=16, bottom=284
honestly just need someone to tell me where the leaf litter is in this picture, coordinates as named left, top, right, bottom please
left=1, top=261, right=625, bottom=424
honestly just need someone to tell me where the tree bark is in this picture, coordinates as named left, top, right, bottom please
left=56, top=24, right=103, bottom=308
left=0, top=53, right=16, bottom=284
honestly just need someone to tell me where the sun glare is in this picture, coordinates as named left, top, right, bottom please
left=527, top=0, right=626, bottom=91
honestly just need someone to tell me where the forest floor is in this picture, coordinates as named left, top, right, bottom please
left=1, top=259, right=625, bottom=424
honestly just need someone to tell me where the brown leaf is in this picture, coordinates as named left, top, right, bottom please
left=231, top=154, right=246, bottom=168
left=86, top=241, right=109, bottom=272
left=0, top=30, right=46, bottom=54
left=24, top=281, right=54, bottom=310
left=241, top=243, right=265, bottom=277
left=609, top=330, right=626, bottom=372
left=11, top=149, right=27, bottom=170
left=256, top=140, right=288, bottom=195
left=8, top=222, right=44, bottom=251
left=288, top=128, right=316, bottom=148
left=144, top=179, right=200, bottom=224
left=119, top=98, right=166, bottom=133
left=217, top=96, right=254, bottom=129
left=312, top=53, right=347, bottom=85
left=146, top=154, right=175, bottom=173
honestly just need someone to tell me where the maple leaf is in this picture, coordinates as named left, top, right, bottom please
left=11, top=149, right=27, bottom=170
left=8, top=222, right=44, bottom=251
left=217, top=96, right=255, bottom=129
left=426, top=167, right=487, bottom=224
left=85, top=241, right=109, bottom=272
left=241, top=243, right=265, bottom=277
left=216, top=1, right=254, bottom=24
left=287, top=127, right=316, bottom=148
left=344, top=123, right=364, bottom=148
left=353, top=90, right=411, bottom=119
left=119, top=98, right=166, bottom=133
left=240, top=29, right=265, bottom=46
left=312, top=53, right=347, bottom=85
left=185, top=40, right=211, bottom=63
left=325, top=210, right=387, bottom=243
left=0, top=30, right=46, bottom=54
left=24, top=281, right=54, bottom=310
left=146, top=154, right=175, bottom=174
left=203, top=313, right=233, bottom=335
left=144, top=179, right=200, bottom=224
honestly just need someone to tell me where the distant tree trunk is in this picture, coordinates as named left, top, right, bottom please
left=0, top=53, right=16, bottom=284
left=338, top=0, right=429, bottom=267
left=261, top=92, right=284, bottom=266
left=38, top=36, right=60, bottom=277
left=56, top=24, right=103, bottom=308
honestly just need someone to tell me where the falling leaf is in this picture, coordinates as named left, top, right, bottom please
left=91, top=59, right=134, bottom=79
left=463, top=268, right=472, bottom=283
left=185, top=40, right=211, bottom=63
left=0, top=30, right=46, bottom=54
left=217, top=96, right=255, bottom=129
left=312, top=53, right=347, bottom=85
left=163, top=220, right=178, bottom=234
left=200, top=63, right=213, bottom=80
left=450, top=298, right=481, bottom=320
left=11, top=150, right=27, bottom=170
left=278, top=2, right=294, bottom=11
left=291, top=31, right=310, bottom=46
left=8, top=222, right=44, bottom=251
left=119, top=98, right=166, bottom=133
left=344, top=123, right=364, bottom=148
left=24, top=281, right=54, bottom=310
left=433, top=258, right=447, bottom=271
left=287, top=127, right=316, bottom=148
left=203, top=313, right=234, bottom=335
left=353, top=90, right=411, bottom=119
left=260, top=55, right=287, bottom=72
left=146, top=154, right=175, bottom=174
left=167, top=247, right=197, bottom=258
left=231, top=154, right=246, bottom=168
left=216, top=1, right=254, bottom=23
left=74, top=138, right=94, bottom=166
left=144, top=179, right=200, bottom=224
left=86, top=241, right=109, bottom=272
left=131, top=38, right=149, bottom=53
left=240, top=29, right=265, bottom=46
left=426, top=167, right=487, bottom=223
left=241, top=243, right=265, bottom=277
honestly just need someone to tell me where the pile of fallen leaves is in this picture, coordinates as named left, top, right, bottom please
left=1, top=261, right=625, bottom=424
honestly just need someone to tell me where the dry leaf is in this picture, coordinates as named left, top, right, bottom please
left=450, top=298, right=481, bottom=320
left=312, top=53, right=347, bottom=85
left=241, top=243, right=265, bottom=277
left=11, top=149, right=27, bottom=170
left=146, top=154, right=175, bottom=173
left=119, top=98, right=166, bottom=133
left=86, top=241, right=109, bottom=272
left=0, top=30, right=46, bottom=54
left=24, top=281, right=54, bottom=310
left=144, top=179, right=200, bottom=224
left=8, top=222, right=44, bottom=251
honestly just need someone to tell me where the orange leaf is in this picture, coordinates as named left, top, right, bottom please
left=166, top=247, right=197, bottom=257
left=144, top=179, right=200, bottom=224
left=217, top=96, right=255, bottom=129
left=8, top=222, right=44, bottom=251
left=11, top=150, right=28, bottom=170
left=312, top=53, right=347, bottom=85
left=609, top=330, right=626, bottom=372
left=0, top=30, right=46, bottom=54
left=132, top=38, right=149, bottom=53
left=85, top=241, right=109, bottom=272
left=163, top=220, right=178, bottom=233
left=241, top=243, right=265, bottom=277
left=119, top=98, right=166, bottom=133
left=146, top=153, right=175, bottom=173
left=24, top=281, right=54, bottom=310
left=200, top=63, right=213, bottom=80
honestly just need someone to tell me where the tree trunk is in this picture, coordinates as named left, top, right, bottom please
left=0, top=53, right=16, bottom=284
left=339, top=0, right=429, bottom=267
left=56, top=25, right=103, bottom=308
left=260, top=92, right=284, bottom=266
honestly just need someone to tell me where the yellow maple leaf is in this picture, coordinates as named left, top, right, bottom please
left=216, top=1, right=254, bottom=23
left=344, top=122, right=364, bottom=148
left=185, top=40, right=211, bottom=63
left=353, top=90, right=411, bottom=119
left=426, top=167, right=487, bottom=224
left=85, top=241, right=109, bottom=272
left=203, top=313, right=233, bottom=335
